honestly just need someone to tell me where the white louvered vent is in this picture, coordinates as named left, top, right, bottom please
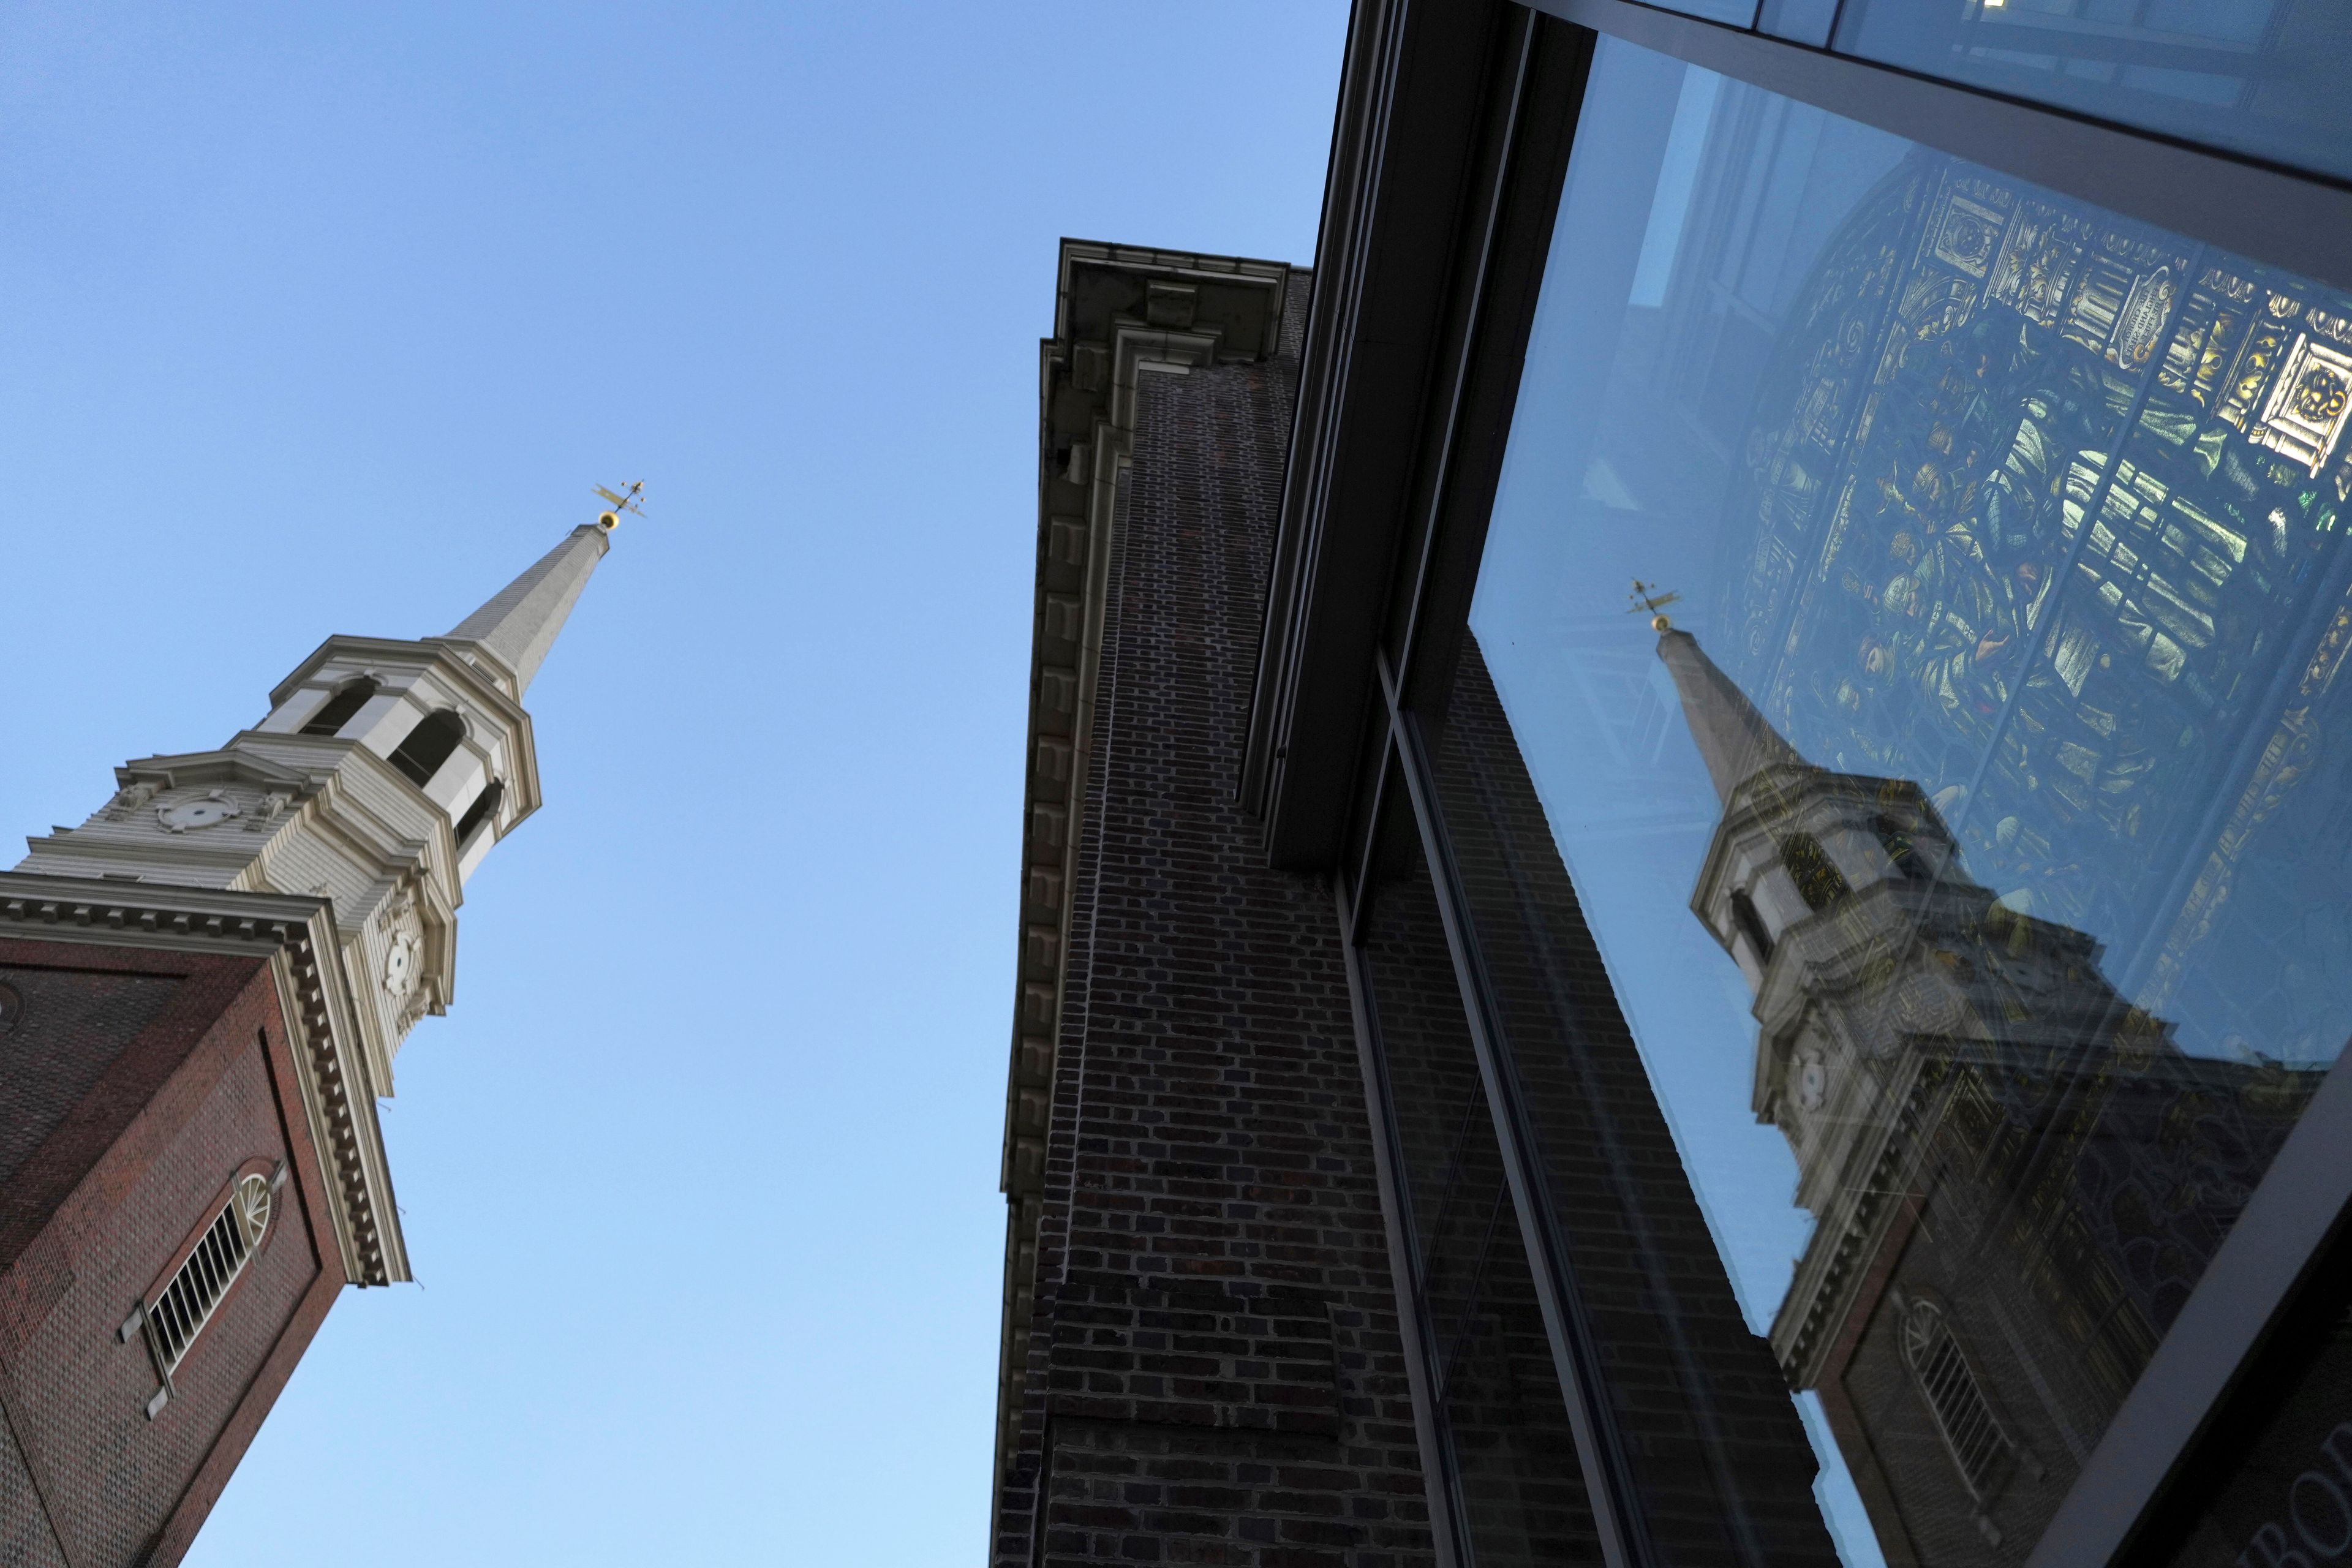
left=132, top=1172, right=273, bottom=1415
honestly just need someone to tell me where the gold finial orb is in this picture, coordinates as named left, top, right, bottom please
left=1652, top=613, right=1672, bottom=632
left=597, top=511, right=620, bottom=532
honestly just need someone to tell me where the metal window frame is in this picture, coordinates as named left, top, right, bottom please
left=1351, top=665, right=1662, bottom=1568
left=1263, top=1, right=2352, bottom=1564
left=1337, top=868, right=1479, bottom=1568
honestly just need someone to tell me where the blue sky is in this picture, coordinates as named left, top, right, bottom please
left=0, top=4, right=1344, bottom=1561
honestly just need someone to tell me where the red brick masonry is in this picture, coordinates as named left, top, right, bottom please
left=0, top=938, right=343, bottom=1568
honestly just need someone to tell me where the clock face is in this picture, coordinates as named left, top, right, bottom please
left=382, top=927, right=423, bottom=1000
left=158, top=796, right=240, bottom=832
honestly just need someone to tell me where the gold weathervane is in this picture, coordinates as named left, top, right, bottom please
left=594, top=481, right=647, bottom=532
left=1628, top=579, right=1681, bottom=632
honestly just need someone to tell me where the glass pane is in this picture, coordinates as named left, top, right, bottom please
left=1357, top=804, right=1597, bottom=1566
left=1464, top=29, right=2352, bottom=1567
left=1833, top=0, right=2352, bottom=184
left=1760, top=0, right=1840, bottom=46
left=1422, top=647, right=1849, bottom=1566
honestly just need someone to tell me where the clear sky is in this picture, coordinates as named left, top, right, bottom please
left=0, top=4, right=1345, bottom=1561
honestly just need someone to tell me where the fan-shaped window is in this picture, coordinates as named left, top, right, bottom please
left=1777, top=831, right=1852, bottom=911
left=299, top=677, right=378, bottom=737
left=1901, top=1297, right=2010, bottom=1499
left=454, top=779, right=504, bottom=846
left=388, top=709, right=466, bottom=788
left=134, top=1172, right=273, bottom=1418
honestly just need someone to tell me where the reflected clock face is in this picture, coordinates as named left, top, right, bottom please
left=158, top=796, right=239, bottom=832
left=1797, top=1055, right=1828, bottom=1112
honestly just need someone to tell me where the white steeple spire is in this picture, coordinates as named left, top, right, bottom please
left=443, top=520, right=613, bottom=694
left=20, top=508, right=618, bottom=1077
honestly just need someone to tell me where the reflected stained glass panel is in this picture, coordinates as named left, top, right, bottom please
left=1461, top=31, right=2352, bottom=1568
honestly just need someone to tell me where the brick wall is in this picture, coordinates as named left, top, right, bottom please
left=0, top=938, right=343, bottom=1568
left=992, top=296, right=1436, bottom=1568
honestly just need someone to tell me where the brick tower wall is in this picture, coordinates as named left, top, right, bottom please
left=991, top=297, right=1436, bottom=1568
left=0, top=938, right=344, bottom=1568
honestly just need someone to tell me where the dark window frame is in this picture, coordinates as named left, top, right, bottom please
left=1275, top=3, right=2352, bottom=1566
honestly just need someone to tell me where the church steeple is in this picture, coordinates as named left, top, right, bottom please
left=1656, top=625, right=1806, bottom=804
left=18, top=510, right=618, bottom=1143
left=0, top=503, right=626, bottom=1556
left=443, top=519, right=614, bottom=695
left=1659, top=622, right=1962, bottom=1006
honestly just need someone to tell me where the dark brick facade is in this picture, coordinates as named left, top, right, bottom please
left=993, top=293, right=1436, bottom=1568
left=0, top=938, right=343, bottom=1568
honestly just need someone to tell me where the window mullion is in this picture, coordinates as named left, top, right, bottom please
left=1382, top=647, right=1661, bottom=1568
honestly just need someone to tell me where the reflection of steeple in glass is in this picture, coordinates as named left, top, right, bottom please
left=1660, top=623, right=2320, bottom=1562
left=1469, top=33, right=2352, bottom=1562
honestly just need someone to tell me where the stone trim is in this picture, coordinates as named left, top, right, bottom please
left=0, top=872, right=405, bottom=1287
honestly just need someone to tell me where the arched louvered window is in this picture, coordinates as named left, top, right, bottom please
left=300, top=676, right=379, bottom=737
left=454, top=778, right=504, bottom=846
left=388, top=709, right=466, bottom=788
left=133, top=1172, right=273, bottom=1418
left=1901, top=1297, right=2010, bottom=1499
left=1777, top=831, right=1852, bottom=911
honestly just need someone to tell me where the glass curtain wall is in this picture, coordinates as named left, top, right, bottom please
left=1356, top=24, right=2352, bottom=1568
left=1544, top=0, right=2352, bottom=185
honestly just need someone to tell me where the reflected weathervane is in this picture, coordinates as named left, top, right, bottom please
left=594, top=481, right=647, bottom=532
left=1629, top=578, right=1681, bottom=632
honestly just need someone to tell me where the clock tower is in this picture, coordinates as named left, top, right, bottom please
left=0, top=514, right=614, bottom=1567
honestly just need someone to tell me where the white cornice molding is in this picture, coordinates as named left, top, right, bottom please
left=0, top=871, right=407, bottom=1286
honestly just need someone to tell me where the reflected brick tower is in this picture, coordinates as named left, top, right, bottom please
left=0, top=513, right=615, bottom=1566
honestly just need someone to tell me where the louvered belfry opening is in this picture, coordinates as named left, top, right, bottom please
left=146, top=1174, right=273, bottom=1378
